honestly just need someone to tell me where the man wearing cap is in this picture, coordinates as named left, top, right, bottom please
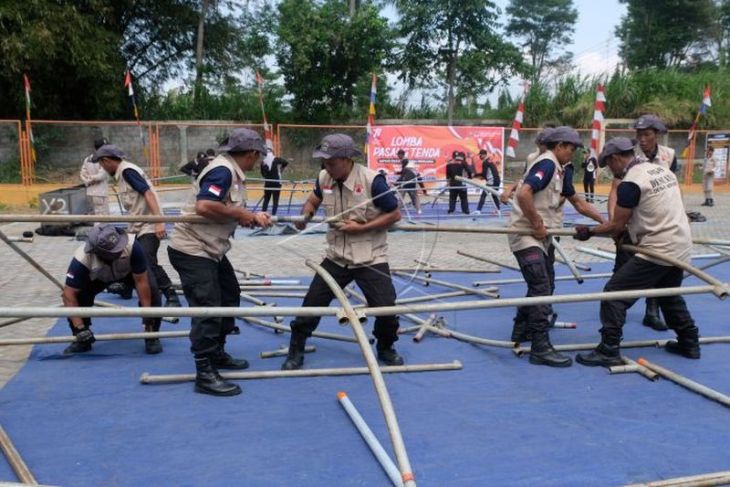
left=474, top=149, right=501, bottom=214
left=169, top=128, right=272, bottom=396
left=607, top=114, right=678, bottom=332
left=92, top=144, right=181, bottom=309
left=62, top=224, right=162, bottom=354
left=80, top=138, right=110, bottom=215
left=281, top=133, right=403, bottom=371
left=573, top=137, right=700, bottom=366
left=502, top=127, right=554, bottom=205
left=445, top=151, right=473, bottom=214
left=508, top=126, right=604, bottom=367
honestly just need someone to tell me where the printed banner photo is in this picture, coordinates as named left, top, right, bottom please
left=367, top=125, right=505, bottom=185
left=707, top=132, right=729, bottom=181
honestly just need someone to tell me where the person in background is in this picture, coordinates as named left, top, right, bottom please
left=701, top=146, right=716, bottom=207
left=582, top=149, right=598, bottom=203
left=80, top=138, right=110, bottom=215
left=260, top=154, right=289, bottom=215
left=445, top=151, right=472, bottom=214
left=396, top=149, right=422, bottom=214
left=474, top=149, right=501, bottom=214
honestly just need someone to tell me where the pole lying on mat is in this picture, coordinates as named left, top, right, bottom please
left=0, top=424, right=37, bottom=485
left=240, top=316, right=360, bottom=344
left=337, top=392, right=404, bottom=487
left=473, top=273, right=614, bottom=287
left=457, top=249, right=520, bottom=272
left=637, top=358, right=730, bottom=408
left=392, top=271, right=500, bottom=299
left=141, top=361, right=463, bottom=383
left=514, top=336, right=730, bottom=357
left=625, top=470, right=730, bottom=487
left=424, top=325, right=517, bottom=349
left=0, top=330, right=190, bottom=346
left=608, top=357, right=659, bottom=381
left=575, top=246, right=615, bottom=260
left=551, top=237, right=584, bottom=284
left=389, top=267, right=500, bottom=274
left=306, top=259, right=417, bottom=487
left=260, top=345, right=316, bottom=359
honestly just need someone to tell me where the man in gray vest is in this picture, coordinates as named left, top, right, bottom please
left=92, top=144, right=181, bottom=309
left=62, top=224, right=162, bottom=354
left=281, top=133, right=403, bottom=370
left=508, top=127, right=604, bottom=368
left=607, top=115, right=678, bottom=332
left=169, top=128, right=272, bottom=396
left=80, top=137, right=110, bottom=215
left=574, top=137, right=700, bottom=366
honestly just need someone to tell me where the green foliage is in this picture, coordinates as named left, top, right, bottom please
left=391, top=0, right=526, bottom=121
left=275, top=0, right=393, bottom=123
left=616, top=0, right=716, bottom=69
left=506, top=0, right=578, bottom=82
left=0, top=157, right=21, bottom=183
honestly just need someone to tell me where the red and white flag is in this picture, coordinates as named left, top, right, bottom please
left=590, top=84, right=606, bottom=157
left=505, top=100, right=524, bottom=159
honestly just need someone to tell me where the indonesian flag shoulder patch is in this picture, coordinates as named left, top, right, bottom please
left=208, top=184, right=222, bottom=197
left=534, top=170, right=545, bottom=180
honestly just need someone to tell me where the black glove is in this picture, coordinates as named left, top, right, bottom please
left=76, top=328, right=96, bottom=344
left=573, top=225, right=593, bottom=241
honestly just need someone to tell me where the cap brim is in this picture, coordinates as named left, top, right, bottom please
left=312, top=149, right=332, bottom=159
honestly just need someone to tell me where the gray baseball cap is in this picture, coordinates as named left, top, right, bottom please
left=535, top=127, right=555, bottom=145
left=543, top=126, right=583, bottom=147
left=84, top=224, right=128, bottom=260
left=598, top=137, right=637, bottom=167
left=633, top=114, right=667, bottom=133
left=91, top=144, right=126, bottom=162
left=218, top=128, right=267, bottom=154
left=312, top=134, right=362, bottom=159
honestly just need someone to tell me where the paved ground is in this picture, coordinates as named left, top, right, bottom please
left=0, top=192, right=727, bottom=388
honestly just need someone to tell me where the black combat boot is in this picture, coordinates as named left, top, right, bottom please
left=211, top=337, right=249, bottom=370
left=701, top=199, right=710, bottom=206
left=510, top=318, right=531, bottom=342
left=64, top=324, right=95, bottom=354
left=576, top=331, right=623, bottom=367
left=665, top=325, right=701, bottom=359
left=164, top=288, right=181, bottom=308
left=529, top=332, right=572, bottom=368
left=376, top=343, right=404, bottom=366
left=144, top=319, right=163, bottom=355
left=642, top=298, right=668, bottom=331
left=709, top=198, right=715, bottom=207
left=281, top=331, right=308, bottom=371
left=194, top=357, right=241, bottom=396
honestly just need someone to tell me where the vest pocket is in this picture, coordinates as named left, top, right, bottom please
left=348, top=235, right=374, bottom=265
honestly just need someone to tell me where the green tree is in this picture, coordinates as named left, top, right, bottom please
left=390, top=0, right=525, bottom=123
left=616, top=0, right=716, bottom=70
left=275, top=0, right=393, bottom=123
left=505, top=0, right=578, bottom=83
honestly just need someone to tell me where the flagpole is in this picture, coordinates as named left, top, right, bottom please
left=125, top=70, right=148, bottom=167
left=365, top=72, right=377, bottom=166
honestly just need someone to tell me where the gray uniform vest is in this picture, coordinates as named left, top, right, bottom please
left=634, top=144, right=675, bottom=170
left=622, top=161, right=692, bottom=265
left=319, top=164, right=389, bottom=267
left=114, top=160, right=160, bottom=236
left=508, top=150, right=565, bottom=254
left=170, top=154, right=246, bottom=261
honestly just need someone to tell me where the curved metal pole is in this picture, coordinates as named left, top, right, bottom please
left=457, top=249, right=520, bottom=272
left=306, top=259, right=417, bottom=487
left=637, top=358, right=730, bottom=408
left=621, top=244, right=729, bottom=298
left=286, top=181, right=298, bottom=215
left=0, top=424, right=37, bottom=485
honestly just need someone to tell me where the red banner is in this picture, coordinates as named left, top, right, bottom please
left=367, top=125, right=505, bottom=183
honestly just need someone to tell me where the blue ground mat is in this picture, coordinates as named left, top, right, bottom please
left=0, top=261, right=728, bottom=486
